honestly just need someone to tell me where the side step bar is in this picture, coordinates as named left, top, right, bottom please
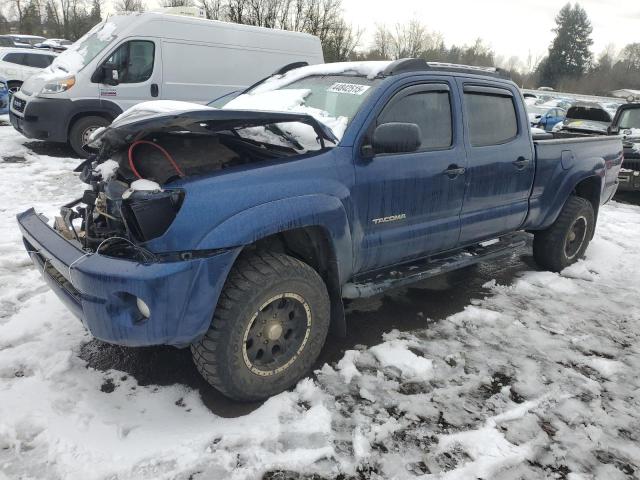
left=342, top=232, right=530, bottom=299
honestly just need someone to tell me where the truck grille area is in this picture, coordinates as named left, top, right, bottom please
left=12, top=96, right=25, bottom=113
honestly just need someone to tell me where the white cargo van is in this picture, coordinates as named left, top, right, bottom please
left=9, top=12, right=324, bottom=156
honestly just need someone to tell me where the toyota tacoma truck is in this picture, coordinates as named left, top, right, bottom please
left=17, top=59, right=623, bottom=401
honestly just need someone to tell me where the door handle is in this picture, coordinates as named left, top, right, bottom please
left=513, top=157, right=530, bottom=169
left=150, top=83, right=159, bottom=97
left=443, top=165, right=466, bottom=177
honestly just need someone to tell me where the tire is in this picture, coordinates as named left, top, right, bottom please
left=191, top=251, right=330, bottom=401
left=69, top=115, right=111, bottom=158
left=533, top=196, right=595, bottom=272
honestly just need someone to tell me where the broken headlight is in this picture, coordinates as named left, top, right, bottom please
left=121, top=189, right=184, bottom=242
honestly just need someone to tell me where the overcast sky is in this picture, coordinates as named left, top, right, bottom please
left=119, top=0, right=639, bottom=65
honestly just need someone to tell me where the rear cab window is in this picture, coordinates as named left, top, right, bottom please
left=464, top=85, right=518, bottom=146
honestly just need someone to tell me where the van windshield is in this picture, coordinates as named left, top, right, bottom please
left=51, top=21, right=117, bottom=73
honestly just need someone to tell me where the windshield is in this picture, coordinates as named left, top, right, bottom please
left=221, top=74, right=381, bottom=141
left=618, top=108, right=640, bottom=130
left=566, top=106, right=611, bottom=123
left=51, top=21, right=117, bottom=73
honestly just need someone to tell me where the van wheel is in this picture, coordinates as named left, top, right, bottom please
left=533, top=196, right=595, bottom=272
left=191, top=251, right=330, bottom=401
left=69, top=116, right=111, bottom=158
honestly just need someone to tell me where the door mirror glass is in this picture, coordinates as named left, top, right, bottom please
left=102, top=62, right=119, bottom=85
left=372, top=122, right=422, bottom=155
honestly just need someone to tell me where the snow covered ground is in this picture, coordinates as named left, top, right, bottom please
left=1, top=115, right=639, bottom=479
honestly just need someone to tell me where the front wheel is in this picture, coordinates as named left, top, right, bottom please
left=533, top=196, right=595, bottom=272
left=69, top=115, right=111, bottom=158
left=191, top=251, right=330, bottom=401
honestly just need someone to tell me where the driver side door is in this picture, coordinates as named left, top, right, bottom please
left=351, top=80, right=467, bottom=273
left=94, top=39, right=162, bottom=110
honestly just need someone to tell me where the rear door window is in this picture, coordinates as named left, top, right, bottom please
left=2, top=53, right=26, bottom=66
left=25, top=54, right=54, bottom=68
left=378, top=86, right=453, bottom=150
left=464, top=88, right=518, bottom=146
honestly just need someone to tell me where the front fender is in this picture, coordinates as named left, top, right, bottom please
left=197, top=194, right=353, bottom=283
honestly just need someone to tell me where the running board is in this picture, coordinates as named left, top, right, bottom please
left=342, top=232, right=530, bottom=299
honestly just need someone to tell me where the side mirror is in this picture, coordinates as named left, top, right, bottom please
left=99, top=62, right=119, bottom=86
left=608, top=125, right=619, bottom=135
left=371, top=122, right=421, bottom=155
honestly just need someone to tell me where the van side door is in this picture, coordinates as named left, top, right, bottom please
left=352, top=78, right=467, bottom=273
left=457, top=81, right=535, bottom=244
left=93, top=39, right=162, bottom=110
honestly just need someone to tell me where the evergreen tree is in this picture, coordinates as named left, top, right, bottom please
left=539, top=3, right=593, bottom=87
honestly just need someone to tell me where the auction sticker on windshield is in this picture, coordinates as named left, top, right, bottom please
left=327, top=83, right=371, bottom=95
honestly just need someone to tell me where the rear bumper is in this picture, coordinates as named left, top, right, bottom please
left=18, top=208, right=240, bottom=347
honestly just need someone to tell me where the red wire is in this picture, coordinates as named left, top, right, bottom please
left=128, top=140, right=185, bottom=179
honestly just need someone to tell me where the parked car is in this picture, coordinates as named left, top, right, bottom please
left=527, top=105, right=548, bottom=126
left=0, top=35, right=32, bottom=49
left=0, top=77, right=8, bottom=114
left=0, top=47, right=57, bottom=93
left=608, top=103, right=640, bottom=192
left=9, top=12, right=324, bottom=157
left=8, top=34, right=46, bottom=47
left=554, top=102, right=612, bottom=135
left=34, top=38, right=73, bottom=51
left=17, top=59, right=623, bottom=401
left=537, top=107, right=567, bottom=132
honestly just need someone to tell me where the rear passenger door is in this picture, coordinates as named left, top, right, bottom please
left=352, top=79, right=467, bottom=273
left=458, top=82, right=534, bottom=244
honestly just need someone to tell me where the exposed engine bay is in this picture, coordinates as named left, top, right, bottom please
left=54, top=108, right=337, bottom=259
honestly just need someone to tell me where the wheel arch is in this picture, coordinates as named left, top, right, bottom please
left=198, top=195, right=353, bottom=337
left=65, top=100, right=123, bottom=137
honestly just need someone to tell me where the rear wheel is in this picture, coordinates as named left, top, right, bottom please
left=69, top=115, right=111, bottom=158
left=191, top=251, right=330, bottom=401
left=533, top=196, right=595, bottom=272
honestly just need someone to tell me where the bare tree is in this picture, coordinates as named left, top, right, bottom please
left=200, top=0, right=224, bottom=19
left=114, top=0, right=145, bottom=12
left=372, top=23, right=391, bottom=59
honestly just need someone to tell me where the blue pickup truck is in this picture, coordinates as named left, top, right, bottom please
left=18, top=59, right=623, bottom=400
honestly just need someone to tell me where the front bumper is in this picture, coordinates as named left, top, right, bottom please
left=10, top=94, right=70, bottom=142
left=17, top=208, right=240, bottom=347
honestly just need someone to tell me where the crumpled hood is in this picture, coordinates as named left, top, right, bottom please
left=90, top=108, right=340, bottom=157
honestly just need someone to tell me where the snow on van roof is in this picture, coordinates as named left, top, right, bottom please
left=251, top=61, right=392, bottom=94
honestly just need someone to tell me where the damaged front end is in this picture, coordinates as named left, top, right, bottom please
left=56, top=108, right=337, bottom=259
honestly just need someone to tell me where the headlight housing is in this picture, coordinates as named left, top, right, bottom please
left=41, top=75, right=75, bottom=94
